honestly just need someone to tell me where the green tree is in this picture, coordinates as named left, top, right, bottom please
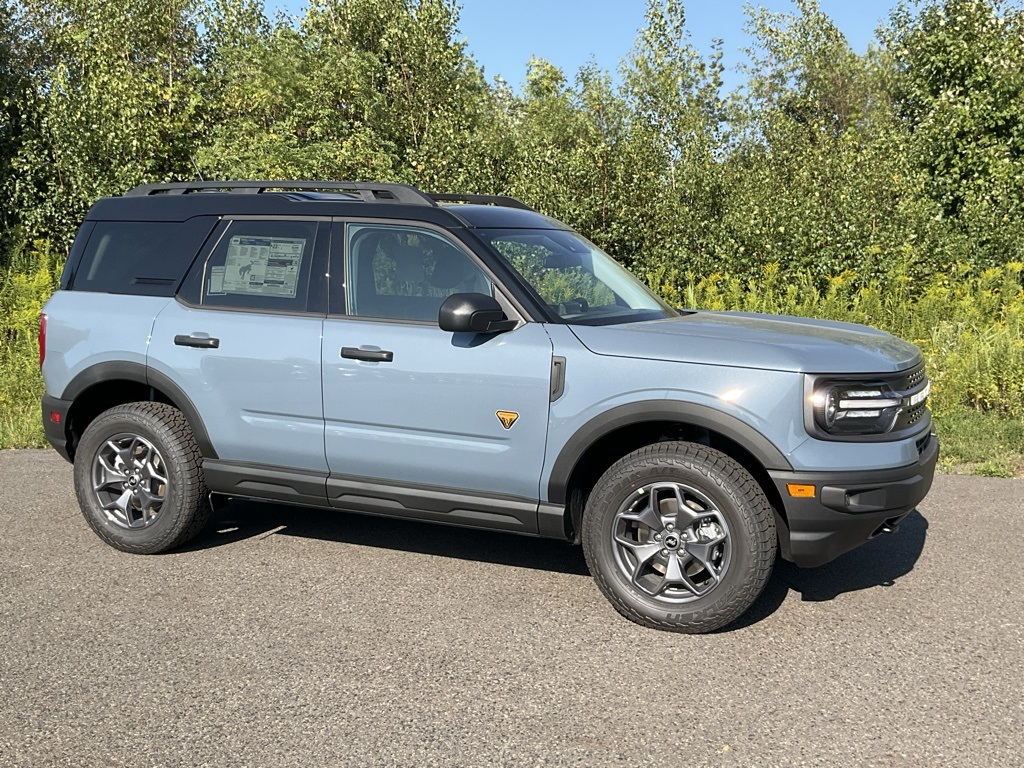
left=199, top=0, right=504, bottom=192
left=618, top=0, right=726, bottom=285
left=8, top=0, right=207, bottom=251
left=717, top=0, right=944, bottom=283
left=500, top=1, right=730, bottom=297
left=505, top=58, right=629, bottom=237
left=0, top=1, right=31, bottom=251
left=884, top=0, right=1024, bottom=266
left=196, top=0, right=327, bottom=178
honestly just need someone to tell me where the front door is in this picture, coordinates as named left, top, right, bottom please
left=320, top=221, right=552, bottom=533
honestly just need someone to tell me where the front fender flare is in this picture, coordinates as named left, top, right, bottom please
left=546, top=400, right=792, bottom=504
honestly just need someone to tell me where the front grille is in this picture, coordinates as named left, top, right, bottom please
left=905, top=401, right=927, bottom=427
left=890, top=363, right=930, bottom=434
left=887, top=363, right=927, bottom=394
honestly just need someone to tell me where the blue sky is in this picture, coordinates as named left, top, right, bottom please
left=273, top=0, right=898, bottom=93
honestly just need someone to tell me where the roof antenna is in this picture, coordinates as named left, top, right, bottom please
left=189, top=154, right=205, bottom=181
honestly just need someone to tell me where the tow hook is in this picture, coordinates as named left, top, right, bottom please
left=872, top=516, right=904, bottom=538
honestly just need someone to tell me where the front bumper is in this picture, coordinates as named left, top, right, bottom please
left=41, top=394, right=73, bottom=462
left=768, top=431, right=938, bottom=567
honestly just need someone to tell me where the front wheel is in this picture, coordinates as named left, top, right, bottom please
left=582, top=441, right=777, bottom=633
left=73, top=402, right=211, bottom=554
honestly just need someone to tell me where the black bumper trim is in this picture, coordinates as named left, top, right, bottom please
left=41, top=394, right=73, bottom=462
left=769, top=433, right=938, bottom=567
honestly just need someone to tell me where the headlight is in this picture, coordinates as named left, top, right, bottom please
left=806, top=366, right=931, bottom=440
left=820, top=388, right=840, bottom=429
left=813, top=384, right=902, bottom=435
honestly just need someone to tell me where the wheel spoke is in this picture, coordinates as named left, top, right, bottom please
left=652, top=552, right=687, bottom=595
left=616, top=488, right=665, bottom=533
left=620, top=487, right=665, bottom=532
left=646, top=487, right=667, bottom=530
left=102, top=488, right=133, bottom=519
left=680, top=572, right=715, bottom=597
left=115, top=440, right=137, bottom=474
left=141, top=458, right=166, bottom=487
left=614, top=538, right=663, bottom=582
left=93, top=454, right=128, bottom=492
left=661, top=551, right=716, bottom=597
left=685, top=540, right=723, bottom=584
left=104, top=440, right=126, bottom=473
left=135, top=486, right=162, bottom=515
left=129, top=437, right=147, bottom=470
left=667, top=486, right=705, bottom=526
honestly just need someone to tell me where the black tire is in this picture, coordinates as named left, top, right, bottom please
left=582, top=441, right=776, bottom=633
left=73, top=402, right=211, bottom=554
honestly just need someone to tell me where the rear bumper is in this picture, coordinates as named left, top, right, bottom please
left=769, top=432, right=938, bottom=567
left=41, top=394, right=73, bottom=462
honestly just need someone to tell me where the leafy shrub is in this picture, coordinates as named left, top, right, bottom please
left=678, top=262, right=1024, bottom=419
left=0, top=240, right=60, bottom=447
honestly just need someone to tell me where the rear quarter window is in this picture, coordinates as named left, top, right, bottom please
left=71, top=218, right=217, bottom=296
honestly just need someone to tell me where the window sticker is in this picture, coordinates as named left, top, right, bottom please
left=221, top=236, right=306, bottom=298
left=208, top=266, right=226, bottom=295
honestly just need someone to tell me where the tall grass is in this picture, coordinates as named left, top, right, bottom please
left=678, top=262, right=1024, bottom=420
left=0, top=242, right=60, bottom=447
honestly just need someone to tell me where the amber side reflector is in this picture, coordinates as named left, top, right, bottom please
left=787, top=483, right=816, bottom=498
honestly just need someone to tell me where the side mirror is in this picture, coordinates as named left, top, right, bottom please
left=439, top=293, right=517, bottom=334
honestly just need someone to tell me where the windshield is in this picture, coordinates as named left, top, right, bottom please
left=475, top=228, right=678, bottom=325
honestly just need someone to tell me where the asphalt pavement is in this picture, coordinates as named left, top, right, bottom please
left=1, top=449, right=1021, bottom=767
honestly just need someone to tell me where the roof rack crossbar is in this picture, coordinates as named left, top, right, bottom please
left=429, top=193, right=536, bottom=212
left=126, top=180, right=437, bottom=206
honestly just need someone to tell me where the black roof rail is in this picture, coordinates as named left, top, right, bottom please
left=125, top=180, right=437, bottom=206
left=429, top=193, right=536, bottom=212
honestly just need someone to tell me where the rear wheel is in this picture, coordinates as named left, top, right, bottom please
left=73, top=402, right=210, bottom=554
left=582, top=441, right=776, bottom=633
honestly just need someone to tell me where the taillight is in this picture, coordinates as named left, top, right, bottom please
left=39, top=313, right=47, bottom=369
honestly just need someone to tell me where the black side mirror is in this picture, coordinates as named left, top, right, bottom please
left=439, top=293, right=517, bottom=333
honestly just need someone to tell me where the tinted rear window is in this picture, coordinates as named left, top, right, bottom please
left=72, top=218, right=216, bottom=295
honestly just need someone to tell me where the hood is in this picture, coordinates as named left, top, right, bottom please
left=569, top=311, right=922, bottom=374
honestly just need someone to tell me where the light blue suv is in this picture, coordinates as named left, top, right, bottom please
left=40, top=181, right=937, bottom=632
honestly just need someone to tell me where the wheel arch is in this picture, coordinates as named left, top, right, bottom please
left=546, top=401, right=793, bottom=543
left=62, top=362, right=217, bottom=462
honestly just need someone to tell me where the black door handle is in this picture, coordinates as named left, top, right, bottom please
left=341, top=346, right=394, bottom=363
left=174, top=334, right=220, bottom=349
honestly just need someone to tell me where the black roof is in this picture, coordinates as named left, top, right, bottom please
left=444, top=204, right=570, bottom=229
left=87, top=181, right=567, bottom=230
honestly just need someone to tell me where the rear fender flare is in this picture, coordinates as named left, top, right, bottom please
left=62, top=361, right=218, bottom=459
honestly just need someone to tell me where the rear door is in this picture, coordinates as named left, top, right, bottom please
left=320, top=220, right=553, bottom=533
left=150, top=217, right=329, bottom=477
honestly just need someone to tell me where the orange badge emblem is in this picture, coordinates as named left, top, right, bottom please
left=496, top=411, right=520, bottom=430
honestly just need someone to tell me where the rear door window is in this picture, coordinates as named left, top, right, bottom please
left=194, top=219, right=322, bottom=313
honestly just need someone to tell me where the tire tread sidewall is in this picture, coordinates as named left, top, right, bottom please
left=582, top=441, right=777, bottom=633
left=73, top=402, right=210, bottom=554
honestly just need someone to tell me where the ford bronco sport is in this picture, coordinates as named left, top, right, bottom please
left=40, top=181, right=937, bottom=633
